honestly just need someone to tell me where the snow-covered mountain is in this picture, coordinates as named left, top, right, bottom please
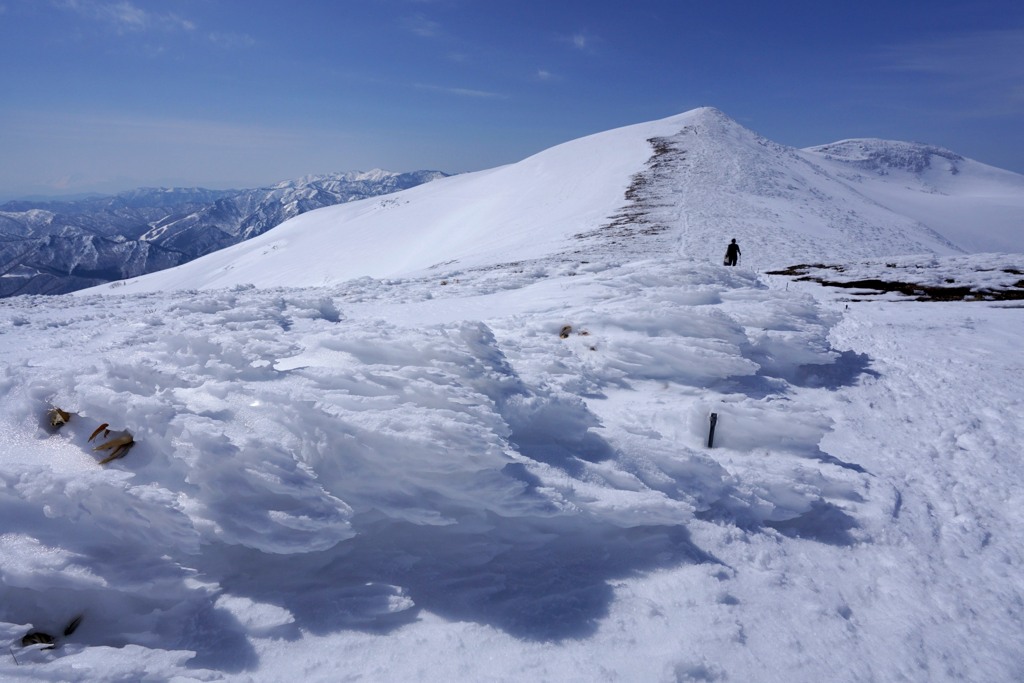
left=101, top=108, right=1022, bottom=297
left=802, top=139, right=1024, bottom=253
left=0, top=170, right=446, bottom=297
left=2, top=108, right=1023, bottom=682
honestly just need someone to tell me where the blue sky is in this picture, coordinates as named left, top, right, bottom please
left=1, top=0, right=1022, bottom=199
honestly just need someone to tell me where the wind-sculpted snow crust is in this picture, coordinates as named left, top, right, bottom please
left=0, top=257, right=875, bottom=676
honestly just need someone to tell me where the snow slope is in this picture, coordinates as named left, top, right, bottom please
left=803, top=139, right=1024, bottom=254
left=2, top=108, right=1024, bottom=682
left=95, top=111, right=688, bottom=293
left=91, top=107, right=1023, bottom=298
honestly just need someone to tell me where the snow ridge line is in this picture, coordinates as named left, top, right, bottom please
left=571, top=132, right=689, bottom=260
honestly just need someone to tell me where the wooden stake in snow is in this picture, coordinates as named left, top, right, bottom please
left=707, top=412, right=718, bottom=448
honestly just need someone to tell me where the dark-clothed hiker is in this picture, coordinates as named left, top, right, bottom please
left=724, top=239, right=741, bottom=266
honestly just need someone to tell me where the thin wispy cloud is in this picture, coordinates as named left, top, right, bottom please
left=882, top=30, right=1024, bottom=79
left=404, top=13, right=442, bottom=38
left=208, top=31, right=256, bottom=50
left=53, top=1, right=256, bottom=54
left=415, top=83, right=508, bottom=99
left=562, top=29, right=598, bottom=53
left=879, top=29, right=1024, bottom=114
left=56, top=0, right=195, bottom=34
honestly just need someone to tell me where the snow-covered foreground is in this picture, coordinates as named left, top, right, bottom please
left=3, top=107, right=1024, bottom=681
left=2, top=252, right=1023, bottom=681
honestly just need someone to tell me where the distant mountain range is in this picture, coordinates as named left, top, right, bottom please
left=0, top=170, right=447, bottom=297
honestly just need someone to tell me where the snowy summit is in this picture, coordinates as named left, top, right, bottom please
left=1, top=107, right=1023, bottom=682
